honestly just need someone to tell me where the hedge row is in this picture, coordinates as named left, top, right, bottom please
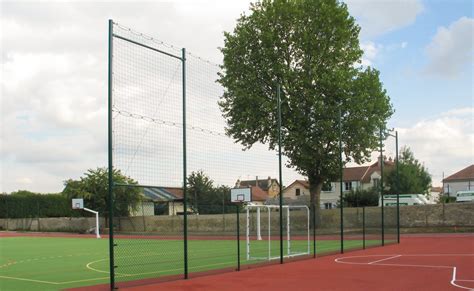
left=0, top=194, right=87, bottom=218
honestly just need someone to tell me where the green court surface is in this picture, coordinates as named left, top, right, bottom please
left=0, top=236, right=384, bottom=290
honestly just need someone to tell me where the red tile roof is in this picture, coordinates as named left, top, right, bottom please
left=165, top=187, right=184, bottom=199
left=443, top=165, right=474, bottom=182
left=249, top=186, right=269, bottom=201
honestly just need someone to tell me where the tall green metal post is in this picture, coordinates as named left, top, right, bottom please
left=395, top=131, right=400, bottom=243
left=277, top=84, right=283, bottom=264
left=236, top=205, right=241, bottom=271
left=362, top=207, right=366, bottom=249
left=107, top=19, right=116, bottom=290
left=339, top=109, right=344, bottom=253
left=380, top=128, right=384, bottom=246
left=182, top=47, right=188, bottom=279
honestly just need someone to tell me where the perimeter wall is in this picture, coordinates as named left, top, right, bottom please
left=1, top=203, right=473, bottom=233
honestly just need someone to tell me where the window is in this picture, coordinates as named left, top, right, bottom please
left=373, top=178, right=380, bottom=189
left=295, top=188, right=301, bottom=196
left=344, top=182, right=352, bottom=191
left=324, top=203, right=333, bottom=209
left=322, top=181, right=333, bottom=192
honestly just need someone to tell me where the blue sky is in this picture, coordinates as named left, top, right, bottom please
left=0, top=0, right=472, bottom=192
left=366, top=0, right=472, bottom=126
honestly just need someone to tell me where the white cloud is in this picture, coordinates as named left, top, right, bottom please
left=425, top=17, right=474, bottom=78
left=360, top=41, right=381, bottom=66
left=345, top=0, right=423, bottom=39
left=0, top=1, right=251, bottom=193
left=401, top=42, right=408, bottom=49
left=388, top=108, right=474, bottom=186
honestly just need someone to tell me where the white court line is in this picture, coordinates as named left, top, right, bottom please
left=0, top=275, right=59, bottom=285
left=368, top=255, right=401, bottom=265
left=334, top=254, right=474, bottom=290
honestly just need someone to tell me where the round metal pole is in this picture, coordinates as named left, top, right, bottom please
left=107, top=19, right=116, bottom=290
left=277, top=84, right=283, bottom=264
left=182, top=47, right=188, bottom=279
left=396, top=131, right=400, bottom=243
left=339, top=109, right=344, bottom=253
left=380, top=128, right=384, bottom=246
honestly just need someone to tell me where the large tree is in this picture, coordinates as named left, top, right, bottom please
left=62, top=167, right=142, bottom=219
left=385, top=147, right=432, bottom=195
left=218, top=0, right=393, bottom=207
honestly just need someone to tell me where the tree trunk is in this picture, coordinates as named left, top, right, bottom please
left=309, top=175, right=323, bottom=227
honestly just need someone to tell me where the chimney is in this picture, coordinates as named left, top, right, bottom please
left=256, top=176, right=259, bottom=188
left=235, top=179, right=241, bottom=188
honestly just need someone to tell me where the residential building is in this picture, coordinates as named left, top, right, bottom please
left=247, top=185, right=270, bottom=205
left=283, top=157, right=394, bottom=209
left=135, top=186, right=191, bottom=216
left=235, top=176, right=280, bottom=198
left=442, top=165, right=474, bottom=197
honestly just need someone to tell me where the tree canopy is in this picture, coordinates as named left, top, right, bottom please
left=187, top=170, right=235, bottom=214
left=62, top=167, right=142, bottom=218
left=218, top=0, right=393, bottom=206
left=385, top=147, right=432, bottom=195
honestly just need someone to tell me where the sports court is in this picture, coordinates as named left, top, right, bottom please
left=1, top=232, right=471, bottom=290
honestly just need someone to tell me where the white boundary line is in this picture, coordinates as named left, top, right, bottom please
left=335, top=254, right=474, bottom=290
left=367, top=255, right=401, bottom=264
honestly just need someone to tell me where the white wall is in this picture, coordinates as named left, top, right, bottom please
left=444, top=180, right=473, bottom=197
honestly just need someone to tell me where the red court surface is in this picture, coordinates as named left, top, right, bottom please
left=69, top=233, right=473, bottom=291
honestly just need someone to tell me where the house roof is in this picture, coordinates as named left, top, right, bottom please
left=286, top=180, right=309, bottom=190
left=344, top=160, right=395, bottom=183
left=142, top=187, right=183, bottom=202
left=239, top=177, right=279, bottom=191
left=249, top=186, right=269, bottom=201
left=443, top=165, right=474, bottom=182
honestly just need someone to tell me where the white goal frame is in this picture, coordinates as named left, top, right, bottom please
left=246, top=205, right=310, bottom=261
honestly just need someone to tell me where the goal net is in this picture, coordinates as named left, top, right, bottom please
left=246, top=205, right=310, bottom=261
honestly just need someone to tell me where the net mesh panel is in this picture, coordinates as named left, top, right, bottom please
left=184, top=40, right=289, bottom=274
left=317, top=207, right=341, bottom=255
left=343, top=201, right=364, bottom=252
left=246, top=206, right=281, bottom=261
left=364, top=206, right=383, bottom=247
left=112, top=23, right=184, bottom=286
left=285, top=206, right=310, bottom=258
left=110, top=22, right=397, bottom=286
left=246, top=206, right=309, bottom=261
left=383, top=198, right=398, bottom=244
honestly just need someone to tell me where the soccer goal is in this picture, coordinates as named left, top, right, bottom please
left=246, top=205, right=310, bottom=261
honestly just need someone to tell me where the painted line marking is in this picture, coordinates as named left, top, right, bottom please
left=335, top=254, right=474, bottom=290
left=0, top=275, right=59, bottom=285
left=368, top=255, right=401, bottom=264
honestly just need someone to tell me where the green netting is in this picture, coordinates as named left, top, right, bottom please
left=108, top=21, right=399, bottom=289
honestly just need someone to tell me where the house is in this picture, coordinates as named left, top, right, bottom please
left=235, top=176, right=280, bottom=198
left=136, top=186, right=192, bottom=216
left=442, top=165, right=474, bottom=197
left=247, top=185, right=270, bottom=205
left=284, top=157, right=394, bottom=209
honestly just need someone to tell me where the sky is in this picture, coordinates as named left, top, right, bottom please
left=1, top=0, right=473, bottom=193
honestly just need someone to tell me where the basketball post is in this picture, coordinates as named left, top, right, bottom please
left=72, top=198, right=101, bottom=239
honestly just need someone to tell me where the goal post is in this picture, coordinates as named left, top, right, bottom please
left=246, top=205, right=310, bottom=261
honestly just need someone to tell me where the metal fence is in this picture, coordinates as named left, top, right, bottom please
left=107, top=20, right=400, bottom=290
